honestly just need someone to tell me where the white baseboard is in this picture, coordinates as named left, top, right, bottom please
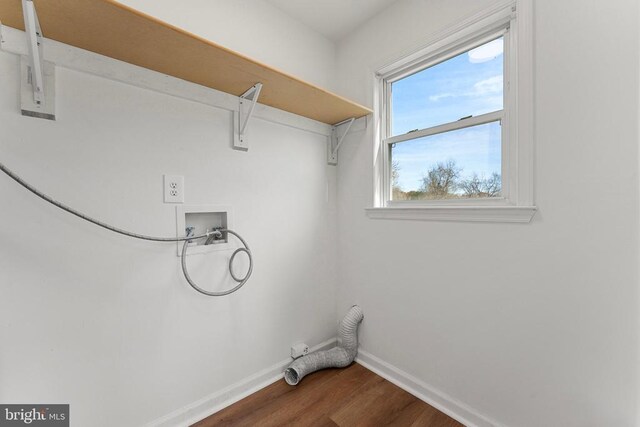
left=356, top=350, right=506, bottom=427
left=146, top=338, right=337, bottom=427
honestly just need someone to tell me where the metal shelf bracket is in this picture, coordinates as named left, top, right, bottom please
left=19, top=0, right=55, bottom=120
left=22, top=0, right=43, bottom=104
left=327, top=117, right=355, bottom=165
left=233, top=83, right=263, bottom=151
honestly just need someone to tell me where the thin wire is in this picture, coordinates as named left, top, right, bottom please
left=0, top=160, right=252, bottom=296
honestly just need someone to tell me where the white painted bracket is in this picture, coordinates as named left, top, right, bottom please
left=19, top=0, right=55, bottom=120
left=20, top=56, right=55, bottom=120
left=233, top=83, right=263, bottom=151
left=327, top=117, right=355, bottom=165
left=22, top=0, right=43, bottom=105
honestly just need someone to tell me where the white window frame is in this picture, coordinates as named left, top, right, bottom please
left=367, top=0, right=536, bottom=223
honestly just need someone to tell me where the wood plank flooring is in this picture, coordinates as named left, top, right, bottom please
left=193, top=363, right=464, bottom=427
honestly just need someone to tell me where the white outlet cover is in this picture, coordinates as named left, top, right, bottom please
left=164, top=175, right=184, bottom=203
left=291, top=343, right=309, bottom=359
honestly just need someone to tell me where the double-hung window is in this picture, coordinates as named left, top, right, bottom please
left=369, top=2, right=535, bottom=222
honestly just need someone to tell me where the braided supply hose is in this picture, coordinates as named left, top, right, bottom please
left=0, top=160, right=252, bottom=296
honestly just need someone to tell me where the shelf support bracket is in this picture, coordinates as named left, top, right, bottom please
left=233, top=83, right=263, bottom=151
left=19, top=0, right=55, bottom=120
left=327, top=117, right=355, bottom=165
left=22, top=0, right=43, bottom=105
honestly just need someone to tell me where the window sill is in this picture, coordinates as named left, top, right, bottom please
left=365, top=205, right=537, bottom=223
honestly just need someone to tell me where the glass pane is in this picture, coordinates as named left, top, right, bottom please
left=391, top=121, right=501, bottom=200
left=391, top=37, right=504, bottom=136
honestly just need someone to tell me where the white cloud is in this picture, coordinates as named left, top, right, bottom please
left=468, top=39, right=503, bottom=63
left=473, top=75, right=503, bottom=96
left=428, top=75, right=503, bottom=102
left=429, top=92, right=455, bottom=102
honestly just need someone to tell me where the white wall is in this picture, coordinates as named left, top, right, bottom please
left=117, top=0, right=337, bottom=91
left=0, top=45, right=338, bottom=426
left=335, top=0, right=640, bottom=426
left=2, top=1, right=638, bottom=426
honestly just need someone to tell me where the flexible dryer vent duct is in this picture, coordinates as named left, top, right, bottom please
left=284, top=305, right=364, bottom=386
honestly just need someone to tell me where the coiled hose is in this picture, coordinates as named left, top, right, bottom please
left=0, top=160, right=252, bottom=297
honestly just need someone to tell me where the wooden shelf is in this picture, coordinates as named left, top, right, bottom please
left=0, top=0, right=372, bottom=124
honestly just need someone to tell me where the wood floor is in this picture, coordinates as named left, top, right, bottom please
left=193, top=363, right=464, bottom=427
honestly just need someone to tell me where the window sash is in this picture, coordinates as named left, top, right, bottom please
left=386, top=114, right=505, bottom=203
left=383, top=27, right=508, bottom=85
left=384, top=110, right=503, bottom=146
left=381, top=26, right=511, bottom=206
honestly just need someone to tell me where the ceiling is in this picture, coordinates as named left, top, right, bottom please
left=265, top=0, right=399, bottom=42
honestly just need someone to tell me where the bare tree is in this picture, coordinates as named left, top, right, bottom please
left=391, top=160, right=401, bottom=190
left=391, top=160, right=407, bottom=200
left=420, top=160, right=461, bottom=199
left=459, top=172, right=501, bottom=198
left=392, top=159, right=500, bottom=200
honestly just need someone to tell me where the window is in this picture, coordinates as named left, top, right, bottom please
left=390, top=35, right=505, bottom=201
left=369, top=2, right=535, bottom=222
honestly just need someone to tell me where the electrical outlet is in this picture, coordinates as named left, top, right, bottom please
left=164, top=175, right=184, bottom=203
left=291, top=343, right=309, bottom=359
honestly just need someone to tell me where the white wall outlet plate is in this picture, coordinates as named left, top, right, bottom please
left=164, top=175, right=184, bottom=203
left=291, top=343, right=309, bottom=359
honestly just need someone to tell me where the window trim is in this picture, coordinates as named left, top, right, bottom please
left=369, top=0, right=535, bottom=223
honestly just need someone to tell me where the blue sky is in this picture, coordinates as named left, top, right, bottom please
left=391, top=37, right=504, bottom=192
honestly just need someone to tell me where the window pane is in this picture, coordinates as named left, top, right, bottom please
left=391, top=121, right=501, bottom=200
left=391, top=37, right=504, bottom=136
